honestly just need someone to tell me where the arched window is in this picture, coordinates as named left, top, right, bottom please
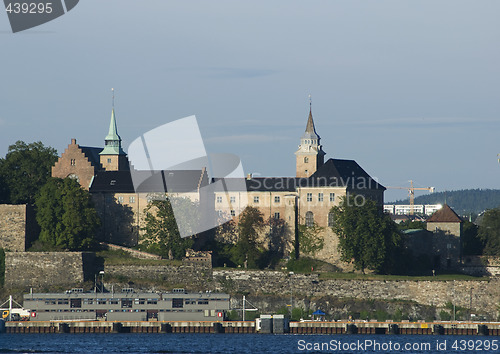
left=304, top=157, right=309, bottom=163
left=305, top=211, right=314, bottom=227
left=328, top=212, right=335, bottom=227
left=67, top=174, right=79, bottom=183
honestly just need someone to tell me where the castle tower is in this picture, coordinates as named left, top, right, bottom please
left=295, top=103, right=325, bottom=178
left=99, top=108, right=128, bottom=171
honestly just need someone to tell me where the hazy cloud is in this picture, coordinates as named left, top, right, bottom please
left=205, top=134, right=291, bottom=143
left=334, top=117, right=499, bottom=128
left=203, top=67, right=278, bottom=79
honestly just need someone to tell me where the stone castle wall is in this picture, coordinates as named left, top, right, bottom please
left=4, top=252, right=96, bottom=288
left=105, top=263, right=212, bottom=288
left=213, top=269, right=500, bottom=314
left=0, top=204, right=37, bottom=252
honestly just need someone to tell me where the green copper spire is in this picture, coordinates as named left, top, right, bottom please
left=100, top=108, right=126, bottom=155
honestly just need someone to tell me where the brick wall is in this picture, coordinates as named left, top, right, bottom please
left=52, top=139, right=98, bottom=190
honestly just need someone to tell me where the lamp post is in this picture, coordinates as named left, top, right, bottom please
left=289, top=271, right=294, bottom=319
left=453, top=280, right=456, bottom=322
left=469, top=286, right=473, bottom=321
left=99, top=270, right=105, bottom=293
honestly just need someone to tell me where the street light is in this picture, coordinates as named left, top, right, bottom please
left=99, top=270, right=105, bottom=293
left=453, top=280, right=456, bottom=322
left=289, top=271, right=294, bottom=318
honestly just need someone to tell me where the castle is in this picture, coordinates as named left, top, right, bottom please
left=51, top=104, right=385, bottom=265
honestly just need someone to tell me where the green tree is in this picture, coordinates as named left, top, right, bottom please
left=232, top=206, right=264, bottom=268
left=141, top=198, right=194, bottom=259
left=266, top=217, right=291, bottom=258
left=35, top=178, right=100, bottom=251
left=0, top=141, right=58, bottom=204
left=297, top=222, right=324, bottom=257
left=478, top=208, right=500, bottom=257
left=462, top=220, right=484, bottom=255
left=330, top=194, right=401, bottom=274
left=397, top=220, right=426, bottom=231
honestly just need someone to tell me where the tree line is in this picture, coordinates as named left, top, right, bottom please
left=394, top=189, right=500, bottom=216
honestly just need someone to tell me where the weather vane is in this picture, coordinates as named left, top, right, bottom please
left=112, top=88, right=115, bottom=109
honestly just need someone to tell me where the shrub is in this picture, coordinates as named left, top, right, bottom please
left=439, top=310, right=451, bottom=321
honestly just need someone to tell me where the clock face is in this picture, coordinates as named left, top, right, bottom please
left=68, top=174, right=80, bottom=183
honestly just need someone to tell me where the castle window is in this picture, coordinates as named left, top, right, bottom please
left=330, top=193, right=335, bottom=202
left=67, top=174, right=79, bottom=183
left=117, top=196, right=124, bottom=204
left=254, top=196, right=259, bottom=203
left=318, top=193, right=323, bottom=202
left=274, top=196, right=280, bottom=203
left=129, top=196, right=135, bottom=203
left=216, top=196, right=222, bottom=203
left=70, top=159, right=76, bottom=166
left=230, top=196, right=236, bottom=204
left=328, top=212, right=335, bottom=227
left=304, top=157, right=309, bottom=163
left=107, top=158, right=112, bottom=163
left=305, top=170, right=308, bottom=175
left=305, top=211, right=314, bottom=227
left=274, top=212, right=280, bottom=219
left=306, top=193, right=312, bottom=202
left=230, top=210, right=236, bottom=217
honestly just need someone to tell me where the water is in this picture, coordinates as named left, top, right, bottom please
left=0, top=334, right=498, bottom=353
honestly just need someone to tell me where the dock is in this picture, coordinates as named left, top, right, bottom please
left=2, top=320, right=500, bottom=335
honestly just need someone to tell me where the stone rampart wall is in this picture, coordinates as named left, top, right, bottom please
left=213, top=269, right=500, bottom=314
left=105, top=263, right=212, bottom=289
left=4, top=252, right=95, bottom=288
left=0, top=204, right=36, bottom=252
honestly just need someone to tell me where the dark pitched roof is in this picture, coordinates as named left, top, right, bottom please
left=309, top=158, right=386, bottom=190
left=427, top=204, right=462, bottom=223
left=212, top=159, right=384, bottom=192
left=90, top=170, right=204, bottom=194
left=80, top=146, right=103, bottom=169
left=211, top=177, right=297, bottom=192
left=89, top=171, right=135, bottom=193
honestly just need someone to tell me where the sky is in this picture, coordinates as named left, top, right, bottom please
left=1, top=0, right=499, bottom=202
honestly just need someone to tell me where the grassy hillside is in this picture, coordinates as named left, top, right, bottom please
left=391, top=189, right=500, bottom=215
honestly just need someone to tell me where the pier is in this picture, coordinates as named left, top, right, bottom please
left=2, top=320, right=500, bottom=335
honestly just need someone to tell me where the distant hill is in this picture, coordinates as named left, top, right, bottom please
left=390, top=189, right=500, bottom=216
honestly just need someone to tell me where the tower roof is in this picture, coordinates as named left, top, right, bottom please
left=105, top=109, right=121, bottom=141
left=301, top=108, right=320, bottom=140
left=100, top=108, right=126, bottom=155
left=427, top=204, right=462, bottom=223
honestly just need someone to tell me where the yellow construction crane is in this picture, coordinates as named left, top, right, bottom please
left=387, top=180, right=435, bottom=215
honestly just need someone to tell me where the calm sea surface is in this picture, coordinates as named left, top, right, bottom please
left=1, top=333, right=498, bottom=353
